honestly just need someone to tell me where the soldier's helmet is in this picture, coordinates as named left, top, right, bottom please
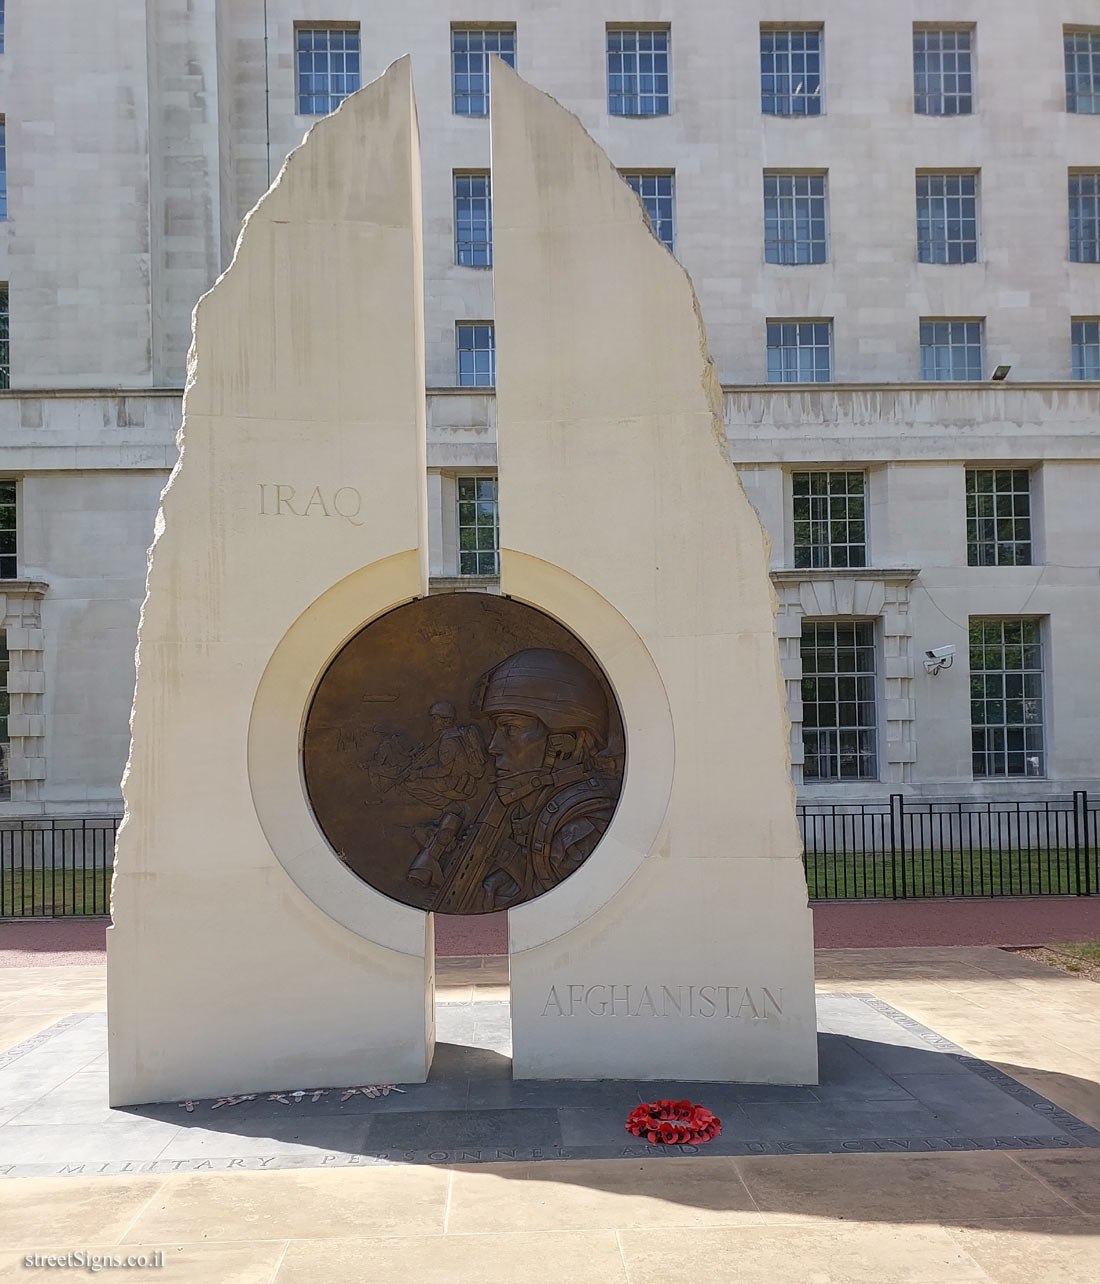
left=429, top=701, right=457, bottom=722
left=479, top=649, right=609, bottom=748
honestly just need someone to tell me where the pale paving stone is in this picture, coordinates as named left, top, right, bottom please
left=0, top=1241, right=288, bottom=1284
left=0, top=1175, right=165, bottom=1248
left=732, top=1152, right=1079, bottom=1225
left=618, top=1222, right=995, bottom=1284
left=0, top=1014, right=59, bottom=1054
left=945, top=1217, right=1100, bottom=1284
left=446, top=1158, right=762, bottom=1233
left=1009, top=1151, right=1100, bottom=1215
left=274, top=1230, right=626, bottom=1284
left=120, top=1166, right=451, bottom=1243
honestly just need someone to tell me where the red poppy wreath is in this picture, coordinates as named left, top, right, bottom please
left=625, top=1098, right=722, bottom=1145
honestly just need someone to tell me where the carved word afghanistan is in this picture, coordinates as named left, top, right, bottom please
left=542, top=984, right=784, bottom=1019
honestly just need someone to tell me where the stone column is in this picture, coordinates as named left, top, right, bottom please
left=491, top=63, right=818, bottom=1083
left=108, top=58, right=434, bottom=1106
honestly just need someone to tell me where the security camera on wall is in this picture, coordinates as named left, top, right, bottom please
left=924, top=644, right=956, bottom=675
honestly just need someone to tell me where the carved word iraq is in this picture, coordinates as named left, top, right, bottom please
left=258, top=483, right=364, bottom=525
left=361, top=648, right=620, bottom=914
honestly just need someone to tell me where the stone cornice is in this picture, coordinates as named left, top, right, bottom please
left=770, top=568, right=920, bottom=583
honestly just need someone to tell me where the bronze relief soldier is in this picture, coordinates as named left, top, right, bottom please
left=303, top=595, right=625, bottom=914
left=414, top=649, right=619, bottom=914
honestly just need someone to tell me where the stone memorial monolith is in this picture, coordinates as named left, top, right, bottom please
left=108, top=59, right=434, bottom=1105
left=109, top=55, right=817, bottom=1106
left=491, top=62, right=818, bottom=1082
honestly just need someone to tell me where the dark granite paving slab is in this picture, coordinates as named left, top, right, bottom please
left=155, top=1116, right=371, bottom=1161
left=739, top=1099, right=952, bottom=1142
left=1, top=994, right=1098, bottom=1179
left=366, top=1108, right=560, bottom=1151
left=467, top=1077, right=643, bottom=1111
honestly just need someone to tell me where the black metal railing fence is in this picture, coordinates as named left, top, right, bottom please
left=0, top=816, right=119, bottom=917
left=800, top=792, right=1097, bottom=899
left=0, top=798, right=1097, bottom=916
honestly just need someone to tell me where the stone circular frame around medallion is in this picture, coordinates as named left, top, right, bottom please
left=302, top=594, right=626, bottom=915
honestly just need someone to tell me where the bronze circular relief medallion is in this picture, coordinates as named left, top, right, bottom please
left=302, top=594, right=625, bottom=915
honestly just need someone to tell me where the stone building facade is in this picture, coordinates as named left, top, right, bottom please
left=1, top=0, right=1097, bottom=814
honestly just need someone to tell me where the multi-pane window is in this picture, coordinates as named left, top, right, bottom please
left=920, top=319, right=983, bottom=381
left=1071, top=318, right=1100, bottom=378
left=0, top=284, right=9, bottom=390
left=913, top=27, right=973, bottom=115
left=916, top=173, right=978, bottom=263
left=764, top=173, right=827, bottom=264
left=607, top=27, right=670, bottom=117
left=801, top=621, right=878, bottom=782
left=452, top=26, right=516, bottom=116
left=0, top=480, right=15, bottom=577
left=761, top=27, right=822, bottom=116
left=0, top=119, right=7, bottom=221
left=1069, top=172, right=1100, bottom=262
left=295, top=27, right=360, bottom=115
left=456, top=322, right=495, bottom=387
left=622, top=172, right=675, bottom=251
left=768, top=320, right=832, bottom=383
left=454, top=173, right=492, bottom=267
left=0, top=2, right=5, bottom=55
left=966, top=469, right=1032, bottom=567
left=792, top=471, right=866, bottom=569
left=1065, top=29, right=1100, bottom=113
left=970, top=619, right=1045, bottom=778
left=457, top=477, right=499, bottom=576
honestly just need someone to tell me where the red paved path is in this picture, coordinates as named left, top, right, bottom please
left=2, top=898, right=1099, bottom=966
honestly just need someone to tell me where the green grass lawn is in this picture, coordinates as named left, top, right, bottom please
left=804, top=848, right=1098, bottom=899
left=1, top=855, right=1097, bottom=914
left=1048, top=939, right=1100, bottom=969
left=0, top=867, right=112, bottom=917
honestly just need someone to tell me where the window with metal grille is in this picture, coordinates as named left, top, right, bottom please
left=621, top=172, right=675, bottom=250
left=456, top=322, right=495, bottom=387
left=917, top=173, right=978, bottom=263
left=452, top=26, right=516, bottom=116
left=0, top=285, right=9, bottom=389
left=761, top=27, right=822, bottom=116
left=607, top=27, right=670, bottom=116
left=1066, top=29, right=1100, bottom=113
left=966, top=469, right=1032, bottom=567
left=920, top=319, right=983, bottom=381
left=913, top=27, right=972, bottom=115
left=768, top=321, right=832, bottom=383
left=792, top=471, right=866, bottom=569
left=295, top=27, right=361, bottom=115
left=457, top=477, right=499, bottom=576
left=800, top=621, right=878, bottom=782
left=1069, top=172, right=1100, bottom=262
left=764, top=173, right=827, bottom=264
left=454, top=172, right=492, bottom=267
left=1072, top=318, right=1100, bottom=378
left=0, top=480, right=15, bottom=577
left=970, top=618, right=1045, bottom=778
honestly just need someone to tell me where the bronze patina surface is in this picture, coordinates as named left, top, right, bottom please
left=303, top=594, right=625, bottom=914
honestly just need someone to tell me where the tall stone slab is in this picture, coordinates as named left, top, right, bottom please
left=492, top=63, right=818, bottom=1083
left=108, top=59, right=433, bottom=1106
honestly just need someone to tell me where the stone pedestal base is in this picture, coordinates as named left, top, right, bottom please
left=510, top=861, right=816, bottom=1083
